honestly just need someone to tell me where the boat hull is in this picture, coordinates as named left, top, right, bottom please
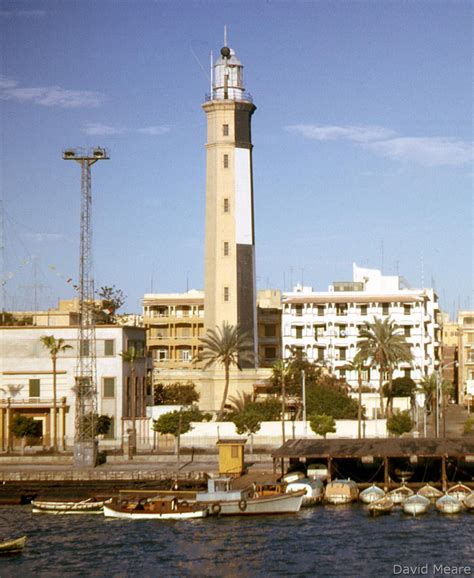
left=436, top=496, right=462, bottom=514
left=211, top=490, right=305, bottom=516
left=0, top=536, right=27, bottom=554
left=402, top=496, right=430, bottom=516
left=360, top=485, right=385, bottom=504
left=103, top=504, right=208, bottom=520
left=32, top=499, right=108, bottom=514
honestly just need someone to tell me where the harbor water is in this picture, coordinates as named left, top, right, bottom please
left=0, top=504, right=473, bottom=577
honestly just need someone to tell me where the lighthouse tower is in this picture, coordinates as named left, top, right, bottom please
left=202, top=41, right=257, bottom=366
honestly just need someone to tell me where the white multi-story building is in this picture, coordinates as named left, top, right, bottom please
left=282, top=264, right=441, bottom=392
left=0, top=321, right=149, bottom=451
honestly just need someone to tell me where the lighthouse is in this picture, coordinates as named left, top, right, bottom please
left=202, top=41, right=257, bottom=366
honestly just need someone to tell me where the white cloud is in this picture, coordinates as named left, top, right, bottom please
left=82, top=122, right=127, bottom=136
left=287, top=122, right=473, bottom=167
left=366, top=137, right=474, bottom=167
left=136, top=125, right=170, bottom=135
left=286, top=124, right=396, bottom=143
left=0, top=76, right=105, bottom=108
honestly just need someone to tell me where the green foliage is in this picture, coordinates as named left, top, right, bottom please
left=152, top=406, right=211, bottom=438
left=232, top=408, right=262, bottom=436
left=40, top=335, right=73, bottom=358
left=0, top=312, right=33, bottom=326
left=308, top=413, right=336, bottom=438
left=81, top=413, right=112, bottom=437
left=464, top=417, right=474, bottom=435
left=306, top=374, right=360, bottom=419
left=227, top=397, right=281, bottom=435
left=95, top=285, right=126, bottom=324
left=386, top=411, right=413, bottom=436
left=270, top=353, right=322, bottom=396
left=153, top=382, right=200, bottom=406
left=383, top=377, right=417, bottom=399
left=10, top=414, right=40, bottom=439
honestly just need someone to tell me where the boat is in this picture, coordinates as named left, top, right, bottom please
left=285, top=477, right=324, bottom=506
left=367, top=496, right=394, bottom=516
left=359, top=484, right=385, bottom=504
left=306, top=463, right=329, bottom=480
left=104, top=495, right=208, bottom=520
left=446, top=483, right=471, bottom=502
left=32, top=497, right=110, bottom=514
left=462, top=492, right=474, bottom=511
left=402, top=494, right=431, bottom=516
left=417, top=484, right=443, bottom=502
left=388, top=483, right=414, bottom=505
left=324, top=480, right=359, bottom=505
left=436, top=494, right=462, bottom=515
left=0, top=535, right=27, bottom=554
left=195, top=477, right=305, bottom=515
left=281, top=471, right=306, bottom=484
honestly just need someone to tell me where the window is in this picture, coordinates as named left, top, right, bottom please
left=104, top=339, right=114, bottom=356
left=404, top=304, right=411, bottom=315
left=223, top=198, right=230, bottom=213
left=224, top=287, right=230, bottom=302
left=362, top=368, right=371, bottom=381
left=317, top=305, right=325, bottom=316
left=29, top=379, right=40, bottom=398
left=404, top=369, right=411, bottom=379
left=315, top=326, right=325, bottom=339
left=223, top=241, right=229, bottom=256
left=404, top=326, right=411, bottom=337
left=317, top=348, right=325, bottom=361
left=265, top=347, right=276, bottom=360
left=295, top=305, right=303, bottom=317
left=103, top=377, right=115, bottom=398
left=382, top=304, right=389, bottom=315
left=336, top=304, right=347, bottom=316
left=157, top=349, right=168, bottom=361
left=264, top=324, right=276, bottom=337
left=339, top=347, right=347, bottom=361
left=360, top=305, right=368, bottom=316
left=231, top=445, right=239, bottom=459
left=179, top=349, right=191, bottom=361
left=103, top=417, right=115, bottom=440
left=295, top=326, right=303, bottom=339
left=223, top=124, right=229, bottom=136
left=223, top=154, right=229, bottom=168
left=339, top=368, right=346, bottom=378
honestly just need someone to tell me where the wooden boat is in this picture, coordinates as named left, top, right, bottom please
left=281, top=471, right=305, bottom=484
left=104, top=495, right=208, bottom=520
left=306, top=463, right=329, bottom=480
left=402, top=494, right=431, bottom=516
left=196, top=477, right=305, bottom=515
left=388, top=483, right=414, bottom=505
left=446, top=483, right=471, bottom=502
left=32, top=497, right=110, bottom=514
left=0, top=535, right=27, bottom=554
left=324, top=480, right=359, bottom=505
left=285, top=477, right=324, bottom=506
left=417, top=484, right=443, bottom=502
left=462, top=492, right=474, bottom=511
left=359, top=484, right=385, bottom=504
left=367, top=496, right=394, bottom=516
left=436, top=494, right=462, bottom=515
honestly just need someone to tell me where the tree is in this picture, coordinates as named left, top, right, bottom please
left=387, top=410, right=413, bottom=436
left=357, top=317, right=413, bottom=417
left=342, top=352, right=366, bottom=438
left=418, top=373, right=437, bottom=415
left=95, top=285, right=126, bottom=324
left=153, top=381, right=200, bottom=405
left=80, top=413, right=112, bottom=437
left=196, top=322, right=254, bottom=420
left=306, top=374, right=360, bottom=419
left=10, top=414, right=40, bottom=454
left=40, top=335, right=72, bottom=451
left=272, top=359, right=293, bottom=444
left=308, top=414, right=336, bottom=439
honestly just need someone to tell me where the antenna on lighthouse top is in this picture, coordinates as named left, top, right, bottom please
left=224, top=24, right=227, bottom=47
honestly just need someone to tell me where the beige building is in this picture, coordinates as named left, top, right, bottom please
left=458, top=311, right=474, bottom=405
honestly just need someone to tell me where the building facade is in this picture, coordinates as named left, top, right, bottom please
left=0, top=310, right=149, bottom=451
left=458, top=311, right=474, bottom=405
left=281, top=264, right=441, bottom=396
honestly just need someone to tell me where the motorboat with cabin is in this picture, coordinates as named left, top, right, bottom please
left=324, top=480, right=359, bottom=505
left=103, top=495, right=208, bottom=520
left=285, top=477, right=324, bottom=506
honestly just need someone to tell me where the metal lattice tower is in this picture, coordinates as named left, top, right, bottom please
left=63, top=147, right=109, bottom=457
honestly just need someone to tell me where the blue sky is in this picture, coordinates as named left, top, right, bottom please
left=1, top=0, right=472, bottom=317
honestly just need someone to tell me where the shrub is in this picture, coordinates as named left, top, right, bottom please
left=387, top=411, right=413, bottom=436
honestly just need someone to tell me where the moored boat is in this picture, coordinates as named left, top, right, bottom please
left=446, top=483, right=471, bottom=502
left=402, top=494, right=430, bottom=516
left=367, top=496, right=394, bottom=516
left=32, top=497, right=109, bottom=514
left=196, top=477, right=305, bottom=515
left=360, top=484, right=385, bottom=504
left=462, top=492, right=474, bottom=511
left=306, top=463, right=329, bottom=481
left=0, top=535, right=27, bottom=554
left=285, top=477, right=324, bottom=506
left=324, top=480, right=359, bottom=505
left=281, top=471, right=305, bottom=484
left=388, top=483, right=414, bottom=505
left=436, top=494, right=462, bottom=515
left=417, top=484, right=443, bottom=502
left=104, top=495, right=208, bottom=520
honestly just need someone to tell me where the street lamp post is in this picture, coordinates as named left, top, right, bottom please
left=301, top=370, right=307, bottom=438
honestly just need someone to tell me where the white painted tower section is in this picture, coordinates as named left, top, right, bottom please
left=202, top=42, right=257, bottom=366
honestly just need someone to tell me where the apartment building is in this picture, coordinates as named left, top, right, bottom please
left=282, top=264, right=441, bottom=392
left=458, top=311, right=474, bottom=405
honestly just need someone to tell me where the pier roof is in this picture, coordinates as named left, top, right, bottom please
left=271, top=438, right=474, bottom=459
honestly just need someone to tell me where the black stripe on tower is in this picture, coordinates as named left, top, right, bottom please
left=237, top=243, right=256, bottom=368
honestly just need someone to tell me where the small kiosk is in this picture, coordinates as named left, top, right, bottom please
left=217, top=438, right=247, bottom=476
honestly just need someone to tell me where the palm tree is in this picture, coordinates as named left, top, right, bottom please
left=343, top=352, right=366, bottom=439
left=357, top=318, right=412, bottom=417
left=196, top=322, right=254, bottom=420
left=272, top=358, right=293, bottom=445
left=227, top=391, right=254, bottom=413
left=40, top=335, right=72, bottom=451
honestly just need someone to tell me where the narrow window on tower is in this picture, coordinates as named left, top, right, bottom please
left=223, top=124, right=229, bottom=136
left=223, top=154, right=229, bottom=168
left=223, top=241, right=230, bottom=256
left=223, top=198, right=230, bottom=213
left=224, top=287, right=230, bottom=302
